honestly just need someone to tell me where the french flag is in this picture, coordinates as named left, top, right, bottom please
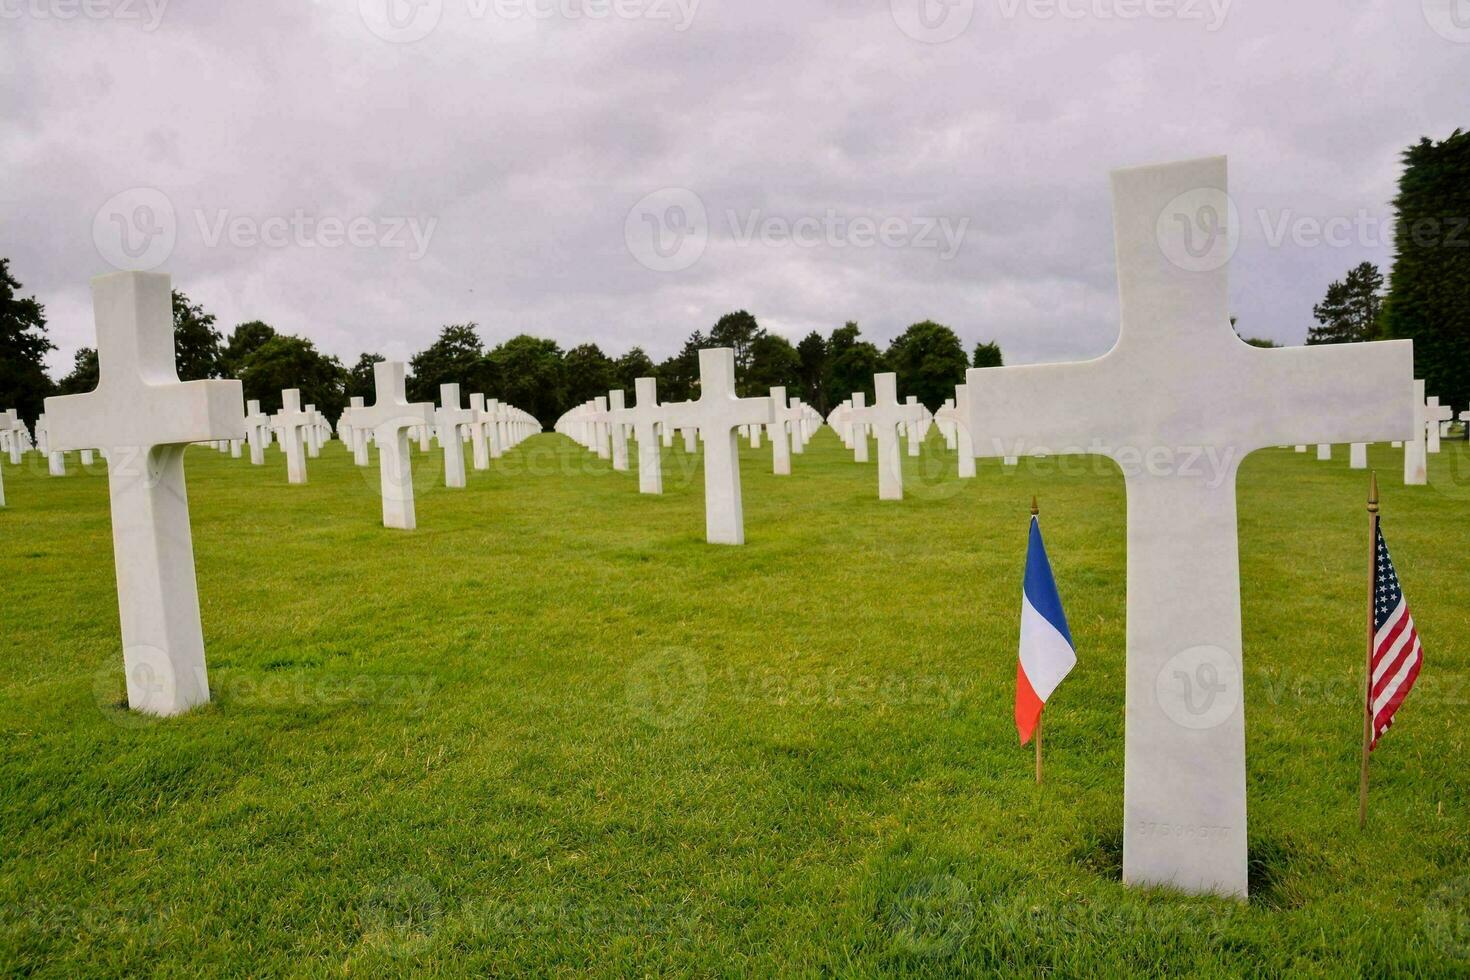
left=1016, top=510, right=1076, bottom=745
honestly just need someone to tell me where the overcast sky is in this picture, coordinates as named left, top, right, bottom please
left=3, top=0, right=1466, bottom=378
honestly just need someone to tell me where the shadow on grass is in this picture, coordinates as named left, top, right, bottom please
left=1069, top=827, right=1301, bottom=908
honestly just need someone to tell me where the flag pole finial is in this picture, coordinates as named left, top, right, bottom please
left=1368, top=471, right=1379, bottom=513
left=1031, top=495, right=1038, bottom=517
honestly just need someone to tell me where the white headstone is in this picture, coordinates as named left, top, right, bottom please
left=1427, top=396, right=1453, bottom=454
left=848, top=373, right=924, bottom=500
left=436, top=384, right=474, bottom=489
left=271, top=389, right=311, bottom=485
left=467, top=393, right=491, bottom=471
left=356, top=362, right=435, bottom=529
left=44, top=271, right=246, bottom=716
left=243, top=399, right=270, bottom=465
left=1349, top=443, right=1367, bottom=469
left=607, top=390, right=630, bottom=472
left=1315, top=444, right=1331, bottom=461
left=626, top=377, right=663, bottom=494
left=962, top=156, right=1414, bottom=897
left=769, top=386, right=798, bottom=476
left=1404, top=380, right=1427, bottom=486
left=660, top=348, right=774, bottom=544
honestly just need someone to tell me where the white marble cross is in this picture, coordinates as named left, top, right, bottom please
left=962, top=157, right=1414, bottom=898
left=44, top=271, right=246, bottom=716
left=607, top=390, right=631, bottom=472
left=768, top=386, right=797, bottom=476
left=347, top=396, right=370, bottom=466
left=1404, top=380, right=1427, bottom=486
left=435, top=384, right=474, bottom=488
left=1427, top=396, right=1453, bottom=454
left=304, top=404, right=322, bottom=458
left=0, top=410, right=20, bottom=506
left=467, top=393, right=491, bottom=470
left=849, top=373, right=925, bottom=500
left=626, top=377, right=663, bottom=494
left=357, top=362, right=434, bottom=529
left=243, top=399, right=270, bottom=465
left=660, top=348, right=773, bottom=544
left=904, top=396, right=925, bottom=457
left=2, top=410, right=23, bottom=465
left=271, top=389, right=312, bottom=484
left=848, top=392, right=870, bottom=462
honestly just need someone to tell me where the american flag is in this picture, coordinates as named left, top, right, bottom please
left=1370, top=523, right=1423, bottom=750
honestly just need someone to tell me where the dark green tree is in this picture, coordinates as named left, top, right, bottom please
left=708, top=310, right=765, bottom=374
left=825, top=322, right=884, bottom=404
left=1309, top=262, right=1385, bottom=345
left=238, top=335, right=348, bottom=418
left=886, top=320, right=968, bottom=410
left=972, top=340, right=1004, bottom=368
left=220, top=320, right=277, bottom=377
left=744, top=333, right=801, bottom=395
left=485, top=335, right=563, bottom=428
left=172, top=289, right=222, bottom=381
left=347, top=352, right=386, bottom=400
left=409, top=323, right=488, bottom=402
left=795, top=331, right=828, bottom=412
left=656, top=331, right=705, bottom=403
left=614, top=347, right=656, bottom=395
left=563, top=343, right=617, bottom=405
left=56, top=347, right=99, bottom=395
left=1384, top=130, right=1470, bottom=408
left=0, top=258, right=54, bottom=421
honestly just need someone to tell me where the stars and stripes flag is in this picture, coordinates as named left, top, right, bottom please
left=1017, top=510, right=1075, bottom=745
left=1369, top=522, right=1423, bottom=749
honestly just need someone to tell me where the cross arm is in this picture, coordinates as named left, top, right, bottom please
left=46, top=379, right=245, bottom=453
left=1240, top=340, right=1415, bottom=451
left=964, top=358, right=1124, bottom=458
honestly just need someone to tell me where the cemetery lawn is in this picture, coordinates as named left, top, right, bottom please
left=4, top=433, right=1470, bottom=977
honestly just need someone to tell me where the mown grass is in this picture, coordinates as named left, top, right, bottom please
left=1, top=430, right=1468, bottom=976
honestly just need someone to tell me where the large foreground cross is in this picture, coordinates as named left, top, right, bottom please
left=44, top=272, right=245, bottom=716
left=661, top=348, right=773, bottom=544
left=963, top=157, right=1414, bottom=897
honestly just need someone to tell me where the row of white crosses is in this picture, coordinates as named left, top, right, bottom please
left=37, top=271, right=543, bottom=717
left=1298, top=383, right=1454, bottom=483
left=555, top=351, right=824, bottom=543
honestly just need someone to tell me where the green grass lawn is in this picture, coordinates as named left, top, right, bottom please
left=2, top=431, right=1468, bottom=976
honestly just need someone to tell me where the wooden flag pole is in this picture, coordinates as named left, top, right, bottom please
left=1032, top=495, right=1042, bottom=786
left=1359, top=472, right=1378, bottom=830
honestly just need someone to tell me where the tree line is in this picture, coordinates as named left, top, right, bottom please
left=1305, top=130, right=1470, bottom=411
left=0, top=262, right=1002, bottom=427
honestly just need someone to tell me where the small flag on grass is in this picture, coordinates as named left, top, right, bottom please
left=1017, top=499, right=1075, bottom=783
